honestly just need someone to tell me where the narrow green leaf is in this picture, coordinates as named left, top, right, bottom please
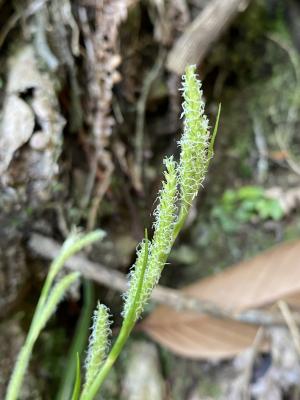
left=6, top=230, right=104, bottom=400
left=208, top=103, right=221, bottom=160
left=56, top=280, right=94, bottom=400
left=71, top=353, right=81, bottom=400
left=36, top=230, right=105, bottom=321
left=123, top=229, right=150, bottom=320
left=32, top=272, right=80, bottom=342
left=5, top=272, right=80, bottom=400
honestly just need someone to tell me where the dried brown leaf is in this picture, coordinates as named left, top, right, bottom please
left=141, top=240, right=300, bottom=359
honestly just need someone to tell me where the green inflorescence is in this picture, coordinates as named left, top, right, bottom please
left=123, top=237, right=149, bottom=320
left=79, top=65, right=220, bottom=400
left=6, top=65, right=220, bottom=400
left=124, top=156, right=178, bottom=321
left=179, top=65, right=211, bottom=211
left=83, top=303, right=111, bottom=393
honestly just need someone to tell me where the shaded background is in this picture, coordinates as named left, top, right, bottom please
left=1, top=0, right=300, bottom=398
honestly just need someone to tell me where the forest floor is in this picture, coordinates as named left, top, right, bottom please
left=1, top=0, right=300, bottom=399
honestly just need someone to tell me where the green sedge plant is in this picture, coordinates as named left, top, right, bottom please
left=6, top=65, right=220, bottom=400
left=78, top=65, right=220, bottom=400
left=5, top=230, right=105, bottom=400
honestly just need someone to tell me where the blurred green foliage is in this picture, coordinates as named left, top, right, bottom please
left=212, top=185, right=284, bottom=232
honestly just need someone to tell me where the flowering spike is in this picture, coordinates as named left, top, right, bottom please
left=84, top=303, right=111, bottom=391
left=75, top=66, right=220, bottom=400
left=138, top=156, right=178, bottom=310
left=179, top=65, right=211, bottom=210
left=123, top=236, right=149, bottom=320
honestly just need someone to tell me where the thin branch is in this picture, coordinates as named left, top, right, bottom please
left=0, top=0, right=49, bottom=48
left=278, top=300, right=300, bottom=357
left=166, top=0, right=250, bottom=74
left=241, top=327, right=266, bottom=400
left=28, top=233, right=300, bottom=327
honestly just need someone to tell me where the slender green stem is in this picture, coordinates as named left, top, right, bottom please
left=6, top=273, right=79, bottom=400
left=81, top=213, right=189, bottom=400
left=207, top=104, right=221, bottom=161
left=5, top=334, right=35, bottom=400
left=81, top=233, right=149, bottom=400
left=6, top=231, right=103, bottom=400
left=79, top=132, right=216, bottom=399
left=56, top=280, right=94, bottom=400
left=31, top=252, right=65, bottom=326
left=81, top=318, right=134, bottom=400
left=81, top=211, right=189, bottom=400
left=71, top=354, right=82, bottom=400
left=6, top=290, right=57, bottom=400
left=33, top=231, right=104, bottom=326
left=173, top=209, right=189, bottom=242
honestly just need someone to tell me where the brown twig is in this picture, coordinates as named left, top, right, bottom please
left=0, top=0, right=49, bottom=48
left=166, top=0, right=250, bottom=74
left=241, top=327, right=266, bottom=400
left=28, top=233, right=300, bottom=327
left=278, top=300, right=300, bottom=357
